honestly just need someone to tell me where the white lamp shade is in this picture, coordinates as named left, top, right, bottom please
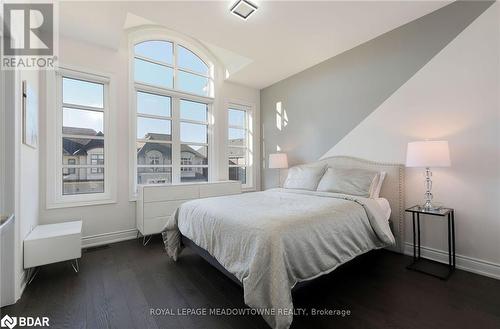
left=406, top=141, right=451, bottom=167
left=269, top=153, right=288, bottom=169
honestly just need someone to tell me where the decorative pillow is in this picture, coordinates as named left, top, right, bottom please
left=369, top=171, right=386, bottom=198
left=283, top=164, right=327, bottom=191
left=316, top=167, right=380, bottom=197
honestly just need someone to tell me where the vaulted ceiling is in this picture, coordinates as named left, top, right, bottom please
left=59, top=1, right=451, bottom=89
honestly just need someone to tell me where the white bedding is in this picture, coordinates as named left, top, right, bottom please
left=163, top=188, right=395, bottom=329
left=375, top=197, right=391, bottom=221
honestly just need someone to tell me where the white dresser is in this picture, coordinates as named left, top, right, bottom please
left=136, top=181, right=241, bottom=236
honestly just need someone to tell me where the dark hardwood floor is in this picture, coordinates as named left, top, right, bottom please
left=2, top=236, right=500, bottom=329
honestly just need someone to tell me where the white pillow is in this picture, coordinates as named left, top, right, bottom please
left=316, top=167, right=379, bottom=197
left=369, top=171, right=386, bottom=198
left=283, top=164, right=327, bottom=191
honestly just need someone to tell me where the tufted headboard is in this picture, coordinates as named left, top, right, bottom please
left=281, top=156, right=405, bottom=253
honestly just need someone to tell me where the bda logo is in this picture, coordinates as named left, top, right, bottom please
left=0, top=314, right=49, bottom=328
left=0, top=315, right=17, bottom=329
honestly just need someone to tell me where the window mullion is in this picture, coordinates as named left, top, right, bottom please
left=62, top=103, right=104, bottom=112
left=228, top=105, right=252, bottom=188
left=137, top=113, right=172, bottom=121
left=134, top=55, right=174, bottom=69
left=173, top=42, right=178, bottom=92
left=171, top=96, right=181, bottom=184
left=180, top=118, right=209, bottom=125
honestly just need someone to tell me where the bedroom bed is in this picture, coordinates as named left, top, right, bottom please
left=163, top=156, right=404, bottom=329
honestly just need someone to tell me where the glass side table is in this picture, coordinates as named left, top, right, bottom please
left=405, top=205, right=455, bottom=280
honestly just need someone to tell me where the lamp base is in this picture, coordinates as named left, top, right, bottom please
left=421, top=167, right=441, bottom=211
left=420, top=202, right=441, bottom=211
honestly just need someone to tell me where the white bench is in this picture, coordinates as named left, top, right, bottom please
left=24, top=221, right=82, bottom=274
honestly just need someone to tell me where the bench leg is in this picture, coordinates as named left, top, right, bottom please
left=142, top=235, right=152, bottom=246
left=27, top=267, right=39, bottom=285
left=71, top=259, right=79, bottom=273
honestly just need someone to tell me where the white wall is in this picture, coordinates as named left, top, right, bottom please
left=39, top=34, right=260, bottom=245
left=1, top=66, right=42, bottom=301
left=323, top=4, right=500, bottom=277
left=17, top=69, right=41, bottom=295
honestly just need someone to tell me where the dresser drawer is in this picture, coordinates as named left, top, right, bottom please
left=144, top=200, right=187, bottom=219
left=143, top=216, right=169, bottom=235
left=144, top=185, right=199, bottom=202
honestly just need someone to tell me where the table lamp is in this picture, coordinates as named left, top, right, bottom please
left=269, top=153, right=288, bottom=187
left=406, top=140, right=451, bottom=210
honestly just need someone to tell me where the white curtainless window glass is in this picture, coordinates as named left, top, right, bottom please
left=61, top=77, right=106, bottom=195
left=46, top=67, right=116, bottom=209
left=180, top=99, right=209, bottom=182
left=133, top=40, right=211, bottom=96
left=228, top=104, right=253, bottom=188
left=132, top=39, right=213, bottom=189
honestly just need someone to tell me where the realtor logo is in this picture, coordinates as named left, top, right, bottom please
left=3, top=3, right=53, bottom=55
left=1, top=2, right=57, bottom=69
left=0, top=315, right=17, bottom=329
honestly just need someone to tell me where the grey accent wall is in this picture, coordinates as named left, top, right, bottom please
left=260, top=1, right=493, bottom=189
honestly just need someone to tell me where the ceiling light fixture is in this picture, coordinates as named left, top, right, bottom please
left=230, top=0, right=258, bottom=20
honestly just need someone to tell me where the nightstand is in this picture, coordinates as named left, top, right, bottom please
left=405, top=206, right=455, bottom=280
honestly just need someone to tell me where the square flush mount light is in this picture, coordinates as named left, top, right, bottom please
left=230, top=0, right=258, bottom=20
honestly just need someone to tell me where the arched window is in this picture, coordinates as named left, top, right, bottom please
left=133, top=40, right=211, bottom=96
left=132, top=37, right=213, bottom=187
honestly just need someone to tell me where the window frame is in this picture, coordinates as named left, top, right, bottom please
left=46, top=66, right=117, bottom=209
left=135, top=90, right=174, bottom=185
left=227, top=102, right=254, bottom=190
left=133, top=39, right=213, bottom=98
left=129, top=31, right=216, bottom=199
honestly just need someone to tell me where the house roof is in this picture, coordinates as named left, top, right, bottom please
left=136, top=133, right=206, bottom=159
left=63, top=127, right=104, bottom=156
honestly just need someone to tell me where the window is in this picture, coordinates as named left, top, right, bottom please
left=61, top=77, right=105, bottom=195
left=90, top=154, right=104, bottom=173
left=133, top=41, right=212, bottom=97
left=132, top=39, right=213, bottom=189
left=67, top=159, right=76, bottom=174
left=46, top=67, right=116, bottom=208
left=136, top=92, right=173, bottom=184
left=180, top=100, right=209, bottom=183
left=228, top=104, right=253, bottom=188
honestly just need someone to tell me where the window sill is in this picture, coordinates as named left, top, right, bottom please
left=46, top=198, right=117, bottom=210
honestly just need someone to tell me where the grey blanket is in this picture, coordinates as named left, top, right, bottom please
left=162, top=188, right=395, bottom=329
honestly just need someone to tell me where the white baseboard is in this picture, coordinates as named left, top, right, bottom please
left=82, top=228, right=138, bottom=248
left=403, top=242, right=500, bottom=280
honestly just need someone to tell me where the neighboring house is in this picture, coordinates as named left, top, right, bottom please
left=137, top=133, right=208, bottom=184
left=62, top=127, right=104, bottom=194
left=63, top=130, right=210, bottom=189
left=228, top=138, right=246, bottom=183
